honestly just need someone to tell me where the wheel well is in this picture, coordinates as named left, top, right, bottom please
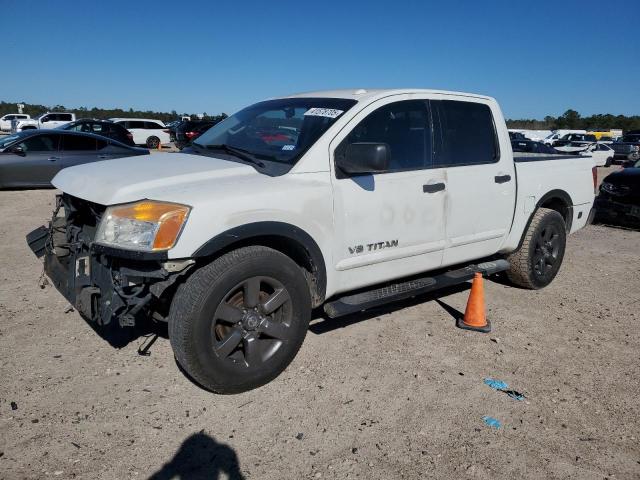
left=195, top=233, right=326, bottom=308
left=538, top=190, right=573, bottom=232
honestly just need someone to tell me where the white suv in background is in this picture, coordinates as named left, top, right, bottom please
left=0, top=114, right=30, bottom=132
left=109, top=118, right=170, bottom=148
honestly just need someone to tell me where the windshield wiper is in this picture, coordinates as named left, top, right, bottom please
left=206, top=144, right=265, bottom=168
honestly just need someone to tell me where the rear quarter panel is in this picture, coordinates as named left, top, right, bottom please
left=501, top=156, right=595, bottom=252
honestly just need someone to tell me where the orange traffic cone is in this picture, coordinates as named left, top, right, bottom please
left=456, top=272, right=491, bottom=333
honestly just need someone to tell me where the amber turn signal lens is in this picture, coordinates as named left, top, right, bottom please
left=110, top=201, right=190, bottom=250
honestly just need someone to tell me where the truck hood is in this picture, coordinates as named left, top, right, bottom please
left=52, top=152, right=258, bottom=205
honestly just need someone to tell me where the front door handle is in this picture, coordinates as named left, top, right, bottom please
left=494, top=174, right=511, bottom=184
left=48, top=156, right=60, bottom=162
left=423, top=182, right=446, bottom=193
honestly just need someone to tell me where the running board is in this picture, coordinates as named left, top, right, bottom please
left=323, top=259, right=510, bottom=318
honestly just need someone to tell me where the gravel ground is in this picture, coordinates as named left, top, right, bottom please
left=1, top=172, right=639, bottom=480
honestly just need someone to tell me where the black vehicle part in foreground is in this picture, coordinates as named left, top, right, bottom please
left=594, top=162, right=640, bottom=227
left=26, top=194, right=193, bottom=327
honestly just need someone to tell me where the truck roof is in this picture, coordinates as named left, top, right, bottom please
left=280, top=88, right=494, bottom=103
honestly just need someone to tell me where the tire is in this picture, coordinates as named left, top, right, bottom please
left=506, top=208, right=567, bottom=290
left=168, top=246, right=311, bottom=394
left=146, top=136, right=160, bottom=149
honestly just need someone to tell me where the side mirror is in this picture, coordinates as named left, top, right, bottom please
left=337, top=142, right=390, bottom=175
left=10, top=145, right=25, bottom=156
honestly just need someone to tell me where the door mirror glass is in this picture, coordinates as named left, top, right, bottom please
left=337, top=142, right=389, bottom=175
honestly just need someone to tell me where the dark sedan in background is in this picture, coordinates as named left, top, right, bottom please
left=0, top=130, right=148, bottom=189
left=511, top=139, right=560, bottom=154
left=594, top=159, right=640, bottom=228
left=171, top=120, right=216, bottom=149
left=59, top=118, right=135, bottom=146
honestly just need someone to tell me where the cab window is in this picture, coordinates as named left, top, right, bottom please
left=336, top=100, right=432, bottom=173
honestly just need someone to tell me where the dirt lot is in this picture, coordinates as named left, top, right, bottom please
left=1, top=173, right=639, bottom=480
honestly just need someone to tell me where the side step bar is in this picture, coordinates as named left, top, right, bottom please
left=323, top=259, right=510, bottom=318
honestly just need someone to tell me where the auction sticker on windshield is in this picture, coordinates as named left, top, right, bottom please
left=304, top=108, right=344, bottom=119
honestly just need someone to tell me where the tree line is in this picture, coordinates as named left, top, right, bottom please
left=0, top=101, right=227, bottom=124
left=506, top=109, right=640, bottom=132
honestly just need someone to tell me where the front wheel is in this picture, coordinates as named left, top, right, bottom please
left=506, top=208, right=567, bottom=289
left=168, top=246, right=311, bottom=394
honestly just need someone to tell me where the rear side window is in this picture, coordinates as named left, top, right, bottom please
left=128, top=121, right=146, bottom=129
left=63, top=135, right=97, bottom=151
left=145, top=121, right=162, bottom=129
left=433, top=100, right=498, bottom=166
left=337, top=100, right=432, bottom=172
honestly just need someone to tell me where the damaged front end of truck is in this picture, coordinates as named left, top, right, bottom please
left=26, top=194, right=194, bottom=328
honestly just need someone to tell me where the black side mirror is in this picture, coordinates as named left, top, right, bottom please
left=337, top=142, right=390, bottom=175
left=10, top=145, right=25, bottom=156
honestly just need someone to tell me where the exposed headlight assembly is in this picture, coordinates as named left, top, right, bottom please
left=95, top=201, right=190, bottom=251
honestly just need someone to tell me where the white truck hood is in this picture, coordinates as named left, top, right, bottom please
left=52, top=152, right=258, bottom=205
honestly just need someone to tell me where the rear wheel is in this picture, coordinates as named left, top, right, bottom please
left=168, top=246, right=311, bottom=394
left=146, top=136, right=160, bottom=148
left=506, top=208, right=567, bottom=289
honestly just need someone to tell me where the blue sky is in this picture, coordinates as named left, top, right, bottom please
left=2, top=0, right=638, bottom=119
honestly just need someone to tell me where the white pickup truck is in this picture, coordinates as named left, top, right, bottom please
left=14, top=112, right=75, bottom=131
left=27, top=89, right=596, bottom=393
left=0, top=113, right=31, bottom=132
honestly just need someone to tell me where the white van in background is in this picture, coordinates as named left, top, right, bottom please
left=109, top=118, right=170, bottom=149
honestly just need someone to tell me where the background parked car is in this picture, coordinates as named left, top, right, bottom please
left=611, top=131, right=640, bottom=162
left=0, top=114, right=30, bottom=132
left=109, top=118, right=170, bottom=148
left=0, top=130, right=148, bottom=189
left=594, top=159, right=640, bottom=227
left=552, top=133, right=597, bottom=147
left=59, top=119, right=135, bottom=146
left=511, top=139, right=560, bottom=154
left=543, top=129, right=587, bottom=145
left=173, top=120, right=215, bottom=149
left=554, top=142, right=614, bottom=167
left=13, top=112, right=76, bottom=131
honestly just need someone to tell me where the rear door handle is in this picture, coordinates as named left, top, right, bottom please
left=494, top=174, right=511, bottom=184
left=48, top=156, right=60, bottom=162
left=423, top=182, right=446, bottom=193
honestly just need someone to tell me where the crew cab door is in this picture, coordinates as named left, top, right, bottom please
left=330, top=96, right=446, bottom=292
left=431, top=98, right=516, bottom=266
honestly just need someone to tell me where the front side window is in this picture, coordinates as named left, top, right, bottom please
left=336, top=100, right=432, bottom=172
left=433, top=100, right=498, bottom=166
left=128, top=121, right=145, bottom=129
left=18, top=134, right=60, bottom=152
left=194, top=97, right=357, bottom=166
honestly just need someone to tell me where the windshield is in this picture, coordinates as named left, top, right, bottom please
left=193, top=97, right=357, bottom=165
left=0, top=132, right=28, bottom=149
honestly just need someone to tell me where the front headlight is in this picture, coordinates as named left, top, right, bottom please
left=95, top=200, right=190, bottom=251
